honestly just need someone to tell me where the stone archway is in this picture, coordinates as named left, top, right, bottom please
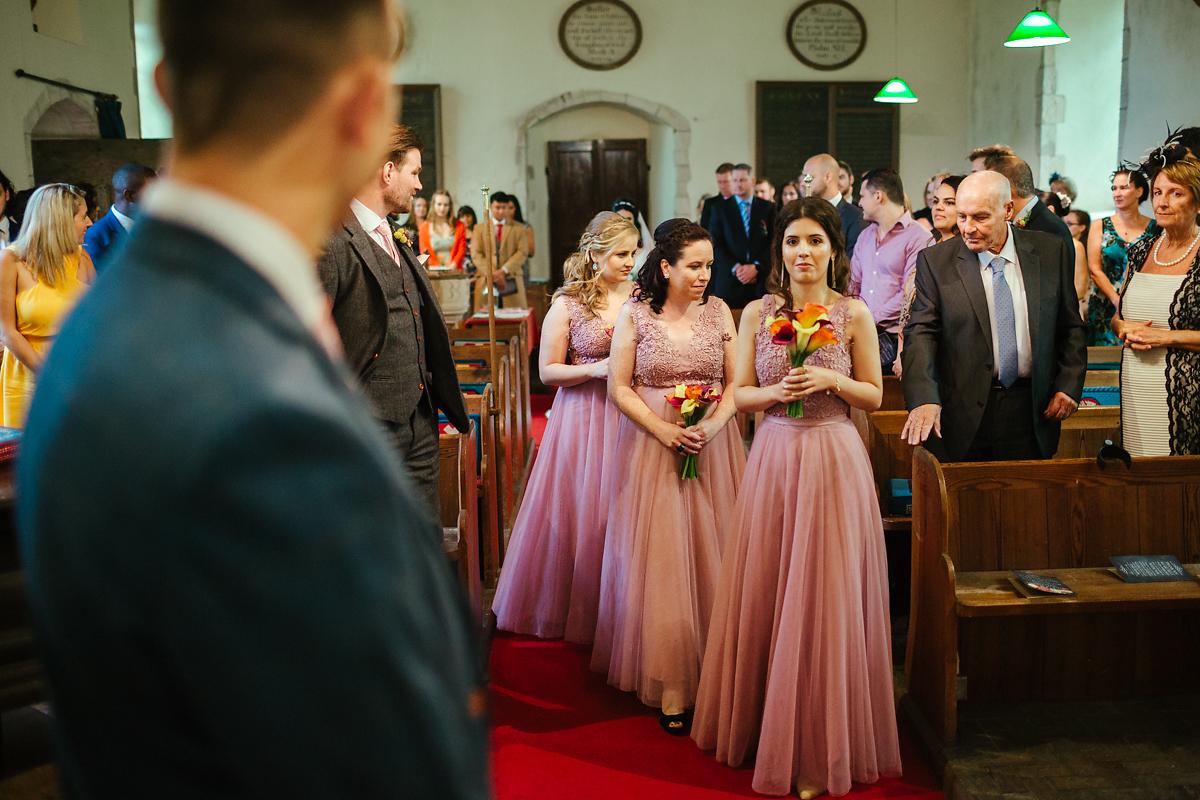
left=27, top=93, right=99, bottom=140
left=516, top=91, right=692, bottom=219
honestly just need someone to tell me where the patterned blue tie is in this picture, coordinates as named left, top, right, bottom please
left=739, top=198, right=751, bottom=235
left=989, top=256, right=1019, bottom=388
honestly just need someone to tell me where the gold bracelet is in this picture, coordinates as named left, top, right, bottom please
left=833, top=376, right=842, bottom=394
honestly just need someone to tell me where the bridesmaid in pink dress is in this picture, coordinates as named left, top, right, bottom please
left=692, top=198, right=901, bottom=797
left=492, top=212, right=638, bottom=644
left=591, top=219, right=746, bottom=734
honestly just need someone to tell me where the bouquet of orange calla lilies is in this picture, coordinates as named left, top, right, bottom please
left=666, top=383, right=721, bottom=479
left=767, top=303, right=839, bottom=418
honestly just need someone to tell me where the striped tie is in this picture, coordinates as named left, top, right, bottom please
left=739, top=198, right=751, bottom=235
left=989, top=256, right=1019, bottom=388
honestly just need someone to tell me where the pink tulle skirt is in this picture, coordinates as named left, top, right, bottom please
left=692, top=414, right=901, bottom=797
left=591, top=386, right=746, bottom=711
left=492, top=379, right=620, bottom=644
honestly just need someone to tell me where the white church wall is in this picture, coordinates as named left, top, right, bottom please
left=0, top=0, right=140, bottom=186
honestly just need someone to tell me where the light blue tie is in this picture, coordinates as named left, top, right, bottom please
left=989, top=256, right=1019, bottom=388
left=739, top=198, right=751, bottom=235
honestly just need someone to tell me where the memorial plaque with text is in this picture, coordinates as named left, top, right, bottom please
left=559, top=0, right=642, bottom=71
left=787, top=0, right=867, bottom=71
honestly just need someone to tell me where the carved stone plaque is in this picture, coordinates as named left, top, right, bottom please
left=787, top=0, right=867, bottom=71
left=558, top=0, right=642, bottom=71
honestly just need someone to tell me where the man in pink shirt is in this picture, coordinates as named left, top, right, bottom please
left=850, top=168, right=933, bottom=371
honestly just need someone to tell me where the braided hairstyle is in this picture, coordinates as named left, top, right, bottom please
left=552, top=211, right=638, bottom=316
left=633, top=218, right=711, bottom=314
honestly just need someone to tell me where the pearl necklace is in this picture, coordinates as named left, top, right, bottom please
left=1152, top=228, right=1200, bottom=267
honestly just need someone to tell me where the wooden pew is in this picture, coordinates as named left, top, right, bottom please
left=456, top=352, right=516, bottom=535
left=904, top=447, right=1200, bottom=746
left=439, top=423, right=481, bottom=620
left=454, top=385, right=504, bottom=585
left=1088, top=344, right=1121, bottom=368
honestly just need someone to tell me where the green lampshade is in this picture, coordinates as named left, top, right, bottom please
left=1004, top=8, right=1070, bottom=48
left=873, top=76, right=918, bottom=104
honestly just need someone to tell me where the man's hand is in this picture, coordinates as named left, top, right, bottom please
left=1043, top=391, right=1078, bottom=421
left=901, top=403, right=942, bottom=446
left=491, top=270, right=508, bottom=291
left=734, top=264, right=759, bottom=285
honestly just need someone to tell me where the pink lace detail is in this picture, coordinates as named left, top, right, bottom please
left=756, top=294, right=853, bottom=419
left=631, top=297, right=728, bottom=388
left=564, top=296, right=613, bottom=364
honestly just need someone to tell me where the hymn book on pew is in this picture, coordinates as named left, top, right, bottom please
left=1109, top=555, right=1191, bottom=583
left=1009, top=570, right=1076, bottom=598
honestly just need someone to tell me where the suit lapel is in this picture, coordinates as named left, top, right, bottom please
left=954, top=240, right=994, bottom=352
left=1013, top=228, right=1042, bottom=348
left=345, top=217, right=393, bottom=289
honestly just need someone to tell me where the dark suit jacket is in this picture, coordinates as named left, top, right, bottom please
left=700, top=194, right=726, bottom=230
left=901, top=228, right=1087, bottom=461
left=837, top=198, right=865, bottom=259
left=708, top=195, right=775, bottom=309
left=317, top=215, right=469, bottom=432
left=82, top=207, right=127, bottom=271
left=17, top=217, right=488, bottom=799
left=1022, top=197, right=1076, bottom=272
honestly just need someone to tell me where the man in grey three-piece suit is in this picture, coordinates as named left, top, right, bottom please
left=317, top=123, right=470, bottom=520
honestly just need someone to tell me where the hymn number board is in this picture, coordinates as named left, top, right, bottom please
left=755, top=81, right=898, bottom=196
left=397, top=84, right=443, bottom=194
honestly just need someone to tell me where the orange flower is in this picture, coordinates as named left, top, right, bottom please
left=793, top=303, right=830, bottom=329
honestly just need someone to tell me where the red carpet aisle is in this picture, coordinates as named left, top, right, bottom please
left=489, top=634, right=942, bottom=799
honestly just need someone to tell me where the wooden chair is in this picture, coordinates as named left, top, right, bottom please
left=905, top=447, right=1200, bottom=746
left=439, top=423, right=481, bottom=620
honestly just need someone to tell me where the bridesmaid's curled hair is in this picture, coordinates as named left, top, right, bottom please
left=635, top=218, right=711, bottom=314
left=766, top=197, right=848, bottom=311
left=553, top=211, right=638, bottom=316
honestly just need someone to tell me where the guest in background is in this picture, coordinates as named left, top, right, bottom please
left=913, top=171, right=951, bottom=228
left=694, top=197, right=898, bottom=798
left=510, top=195, right=536, bottom=258
left=754, top=178, right=776, bottom=204
left=1, top=184, right=95, bottom=427
left=318, top=124, right=469, bottom=519
left=612, top=196, right=652, bottom=272
left=592, top=219, right=744, bottom=736
left=458, top=205, right=478, bottom=272
left=901, top=171, right=1086, bottom=462
left=780, top=181, right=800, bottom=206
left=837, top=159, right=855, bottom=204
left=850, top=168, right=933, bottom=372
left=701, top=163, right=735, bottom=229
left=1066, top=208, right=1092, bottom=314
left=968, top=142, right=1014, bottom=172
left=75, top=182, right=101, bottom=223
left=0, top=169, right=17, bottom=248
left=16, top=3, right=487, bottom=795
left=987, top=155, right=1076, bottom=275
left=1113, top=148, right=1200, bottom=456
left=83, top=162, right=157, bottom=271
left=695, top=193, right=712, bottom=223
left=1050, top=173, right=1078, bottom=203
left=1043, top=190, right=1070, bottom=217
left=471, top=191, right=530, bottom=308
left=1066, top=208, right=1091, bottom=243
left=493, top=212, right=637, bottom=644
left=411, top=194, right=429, bottom=229
left=1087, top=168, right=1155, bottom=345
left=894, top=175, right=964, bottom=377
left=708, top=163, right=774, bottom=309
left=801, top=153, right=864, bottom=256
left=419, top=189, right=466, bottom=268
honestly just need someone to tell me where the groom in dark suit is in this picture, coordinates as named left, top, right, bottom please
left=318, top=123, right=469, bottom=520
left=16, top=2, right=487, bottom=798
left=901, top=170, right=1086, bottom=461
left=708, top=163, right=775, bottom=309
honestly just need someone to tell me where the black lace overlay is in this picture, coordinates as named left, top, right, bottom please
left=1122, top=234, right=1200, bottom=454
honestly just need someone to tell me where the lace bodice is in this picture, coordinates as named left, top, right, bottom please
left=564, top=296, right=614, bottom=365
left=756, top=294, right=853, bottom=419
left=630, top=297, right=730, bottom=387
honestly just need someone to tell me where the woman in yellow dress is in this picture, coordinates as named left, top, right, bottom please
left=1, top=183, right=96, bottom=427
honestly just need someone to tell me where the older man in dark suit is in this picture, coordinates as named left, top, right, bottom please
left=901, top=170, right=1086, bottom=461
left=708, top=162, right=775, bottom=309
left=318, top=123, right=469, bottom=521
left=82, top=162, right=156, bottom=271
left=16, top=2, right=487, bottom=797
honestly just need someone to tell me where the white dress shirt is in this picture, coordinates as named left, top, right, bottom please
left=141, top=179, right=325, bottom=334
left=112, top=206, right=135, bottom=232
left=977, top=224, right=1033, bottom=379
left=350, top=198, right=397, bottom=262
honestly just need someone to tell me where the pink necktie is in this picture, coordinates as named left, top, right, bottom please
left=375, top=222, right=401, bottom=264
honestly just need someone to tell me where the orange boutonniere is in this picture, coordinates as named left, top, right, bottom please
left=393, top=228, right=411, bottom=246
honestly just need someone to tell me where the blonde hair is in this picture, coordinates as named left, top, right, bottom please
left=552, top=211, right=638, bottom=316
left=430, top=189, right=454, bottom=225
left=11, top=184, right=84, bottom=287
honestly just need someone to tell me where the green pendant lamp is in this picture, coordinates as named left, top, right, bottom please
left=1004, top=7, right=1071, bottom=48
left=874, top=76, right=919, bottom=104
